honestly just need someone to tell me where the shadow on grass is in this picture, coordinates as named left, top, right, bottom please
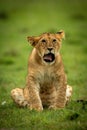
left=71, top=13, right=87, bottom=21
left=0, top=11, right=9, bottom=20
left=0, top=58, right=14, bottom=65
left=0, top=49, right=19, bottom=65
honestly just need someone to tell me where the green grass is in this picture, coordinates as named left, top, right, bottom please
left=0, top=0, right=87, bottom=129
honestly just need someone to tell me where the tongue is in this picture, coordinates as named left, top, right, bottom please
left=43, top=54, right=52, bottom=62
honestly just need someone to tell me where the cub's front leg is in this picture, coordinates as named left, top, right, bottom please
left=56, top=74, right=67, bottom=108
left=49, top=74, right=67, bottom=109
left=26, top=76, right=43, bottom=111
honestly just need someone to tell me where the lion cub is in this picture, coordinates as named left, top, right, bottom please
left=11, top=30, right=72, bottom=111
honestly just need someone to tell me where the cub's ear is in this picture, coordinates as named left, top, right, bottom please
left=56, top=30, right=65, bottom=40
left=27, top=36, right=40, bottom=47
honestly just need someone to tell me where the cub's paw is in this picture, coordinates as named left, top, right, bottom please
left=66, top=85, right=72, bottom=104
left=48, top=105, right=57, bottom=110
left=11, top=88, right=29, bottom=107
left=29, top=104, right=43, bottom=111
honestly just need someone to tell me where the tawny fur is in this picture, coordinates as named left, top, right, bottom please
left=11, top=30, right=72, bottom=111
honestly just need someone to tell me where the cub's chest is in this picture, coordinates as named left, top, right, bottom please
left=38, top=68, right=58, bottom=86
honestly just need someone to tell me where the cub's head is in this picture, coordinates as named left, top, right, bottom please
left=27, top=30, right=65, bottom=64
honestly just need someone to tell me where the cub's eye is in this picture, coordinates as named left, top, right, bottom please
left=52, top=39, right=57, bottom=42
left=41, top=39, right=46, bottom=43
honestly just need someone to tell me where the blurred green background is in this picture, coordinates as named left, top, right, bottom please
left=0, top=0, right=87, bottom=129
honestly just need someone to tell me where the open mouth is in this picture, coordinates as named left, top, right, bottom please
left=43, top=53, right=55, bottom=63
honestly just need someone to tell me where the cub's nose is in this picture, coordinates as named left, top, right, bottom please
left=47, top=48, right=53, bottom=51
